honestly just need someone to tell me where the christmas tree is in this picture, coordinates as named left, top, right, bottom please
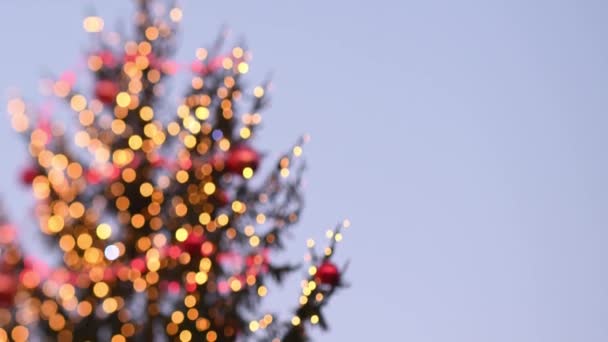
left=1, top=1, right=348, bottom=341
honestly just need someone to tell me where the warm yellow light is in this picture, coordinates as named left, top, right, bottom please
left=184, top=135, right=196, bottom=148
left=176, top=170, right=189, bottom=183
left=77, top=301, right=93, bottom=317
left=177, top=104, right=190, bottom=118
left=11, top=326, right=29, bottom=341
left=47, top=215, right=64, bottom=233
left=84, top=247, right=103, bottom=264
left=249, top=321, right=259, bottom=332
left=175, top=203, right=188, bottom=217
left=195, top=48, right=208, bottom=60
left=93, top=282, right=110, bottom=298
left=79, top=110, right=95, bottom=126
left=249, top=236, right=260, bottom=247
left=184, top=295, right=197, bottom=308
left=102, top=298, right=118, bottom=313
left=96, top=223, right=112, bottom=240
left=253, top=86, right=265, bottom=98
left=216, top=214, right=229, bottom=227
left=139, top=106, right=154, bottom=121
left=232, top=47, right=244, bottom=58
left=230, top=278, right=242, bottom=292
left=257, top=286, right=267, bottom=297
left=145, top=27, right=159, bottom=41
left=231, top=201, right=244, bottom=213
left=83, top=16, right=104, bottom=32
left=111, top=119, right=127, bottom=134
left=199, top=258, right=212, bottom=272
left=59, top=235, right=75, bottom=251
left=171, top=311, right=185, bottom=324
left=128, top=135, right=143, bottom=150
left=291, top=317, right=301, bottom=326
left=192, top=77, right=204, bottom=89
left=198, top=213, right=211, bottom=225
left=70, top=95, right=87, bottom=111
left=175, top=228, right=188, bottom=242
left=206, top=331, right=217, bottom=342
left=111, top=335, right=126, bottom=342
left=122, top=168, right=136, bottom=183
left=139, top=182, right=154, bottom=197
left=222, top=58, right=233, bottom=69
left=242, top=167, right=254, bottom=179
left=116, top=92, right=131, bottom=107
left=167, top=122, right=181, bottom=136
left=169, top=8, right=183, bottom=22
left=239, top=127, right=251, bottom=139
left=195, top=107, right=209, bottom=120
left=237, top=62, right=249, bottom=74
left=131, top=214, right=145, bottom=229
left=195, top=272, right=208, bottom=285
left=203, top=182, right=216, bottom=195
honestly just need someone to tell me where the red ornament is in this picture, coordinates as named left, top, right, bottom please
left=95, top=79, right=119, bottom=105
left=183, top=233, right=205, bottom=256
left=97, top=50, right=117, bottom=68
left=214, top=189, right=229, bottom=207
left=0, top=273, right=18, bottom=306
left=316, top=261, right=340, bottom=286
left=168, top=281, right=181, bottom=294
left=23, top=257, right=51, bottom=280
left=150, top=156, right=166, bottom=168
left=246, top=249, right=270, bottom=275
left=0, top=225, right=16, bottom=245
left=225, top=145, right=260, bottom=175
left=20, top=166, right=39, bottom=185
left=130, top=258, right=147, bottom=273
left=85, top=169, right=102, bottom=184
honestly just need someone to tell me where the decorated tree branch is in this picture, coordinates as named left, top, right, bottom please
left=1, top=1, right=348, bottom=341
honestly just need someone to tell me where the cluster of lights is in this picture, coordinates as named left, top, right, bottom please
left=1, top=1, right=347, bottom=341
left=289, top=220, right=350, bottom=330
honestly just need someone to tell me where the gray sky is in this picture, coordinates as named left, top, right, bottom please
left=1, top=1, right=608, bottom=341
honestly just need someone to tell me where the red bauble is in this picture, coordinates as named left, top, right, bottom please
left=95, top=79, right=119, bottom=104
left=85, top=169, right=102, bottom=184
left=130, top=258, right=147, bottom=273
left=225, top=145, right=260, bottom=175
left=214, top=190, right=229, bottom=207
left=316, top=261, right=340, bottom=286
left=183, top=233, right=204, bottom=256
left=20, top=166, right=39, bottom=185
left=97, top=50, right=117, bottom=68
left=0, top=273, right=18, bottom=306
left=0, top=225, right=16, bottom=244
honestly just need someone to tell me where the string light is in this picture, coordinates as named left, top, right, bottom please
left=83, top=16, right=104, bottom=33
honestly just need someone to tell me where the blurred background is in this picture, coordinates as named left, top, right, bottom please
left=1, top=1, right=608, bottom=341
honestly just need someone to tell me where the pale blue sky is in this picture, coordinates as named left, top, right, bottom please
left=1, top=1, right=608, bottom=341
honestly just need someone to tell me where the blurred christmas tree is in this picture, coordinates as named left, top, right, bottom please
left=0, top=1, right=348, bottom=341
